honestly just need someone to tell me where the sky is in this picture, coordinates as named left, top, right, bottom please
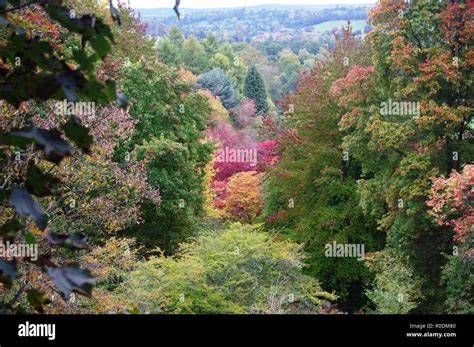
left=129, top=0, right=376, bottom=9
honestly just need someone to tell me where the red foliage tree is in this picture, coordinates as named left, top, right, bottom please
left=427, top=165, right=474, bottom=243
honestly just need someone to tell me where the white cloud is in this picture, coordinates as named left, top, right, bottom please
left=128, top=0, right=376, bottom=9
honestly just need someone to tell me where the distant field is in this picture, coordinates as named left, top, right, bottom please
left=311, top=20, right=367, bottom=32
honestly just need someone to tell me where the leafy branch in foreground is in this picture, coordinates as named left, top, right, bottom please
left=0, top=0, right=123, bottom=312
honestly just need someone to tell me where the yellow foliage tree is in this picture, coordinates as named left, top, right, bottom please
left=224, top=171, right=263, bottom=224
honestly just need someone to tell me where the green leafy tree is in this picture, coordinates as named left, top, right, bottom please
left=168, top=25, right=184, bottom=50
left=330, top=0, right=473, bottom=313
left=158, top=38, right=181, bottom=67
left=182, top=36, right=208, bottom=74
left=203, top=32, right=219, bottom=57
left=209, top=52, right=232, bottom=73
left=440, top=239, right=474, bottom=314
left=118, top=223, right=337, bottom=314
left=117, top=60, right=213, bottom=253
left=278, top=50, right=301, bottom=96
left=366, top=249, right=423, bottom=314
left=263, top=26, right=383, bottom=312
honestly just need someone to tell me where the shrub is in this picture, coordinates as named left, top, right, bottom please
left=118, top=223, right=336, bottom=313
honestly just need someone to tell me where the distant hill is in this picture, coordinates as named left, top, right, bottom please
left=136, top=4, right=373, bottom=18
left=140, top=4, right=373, bottom=45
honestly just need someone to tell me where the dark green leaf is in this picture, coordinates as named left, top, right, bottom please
left=0, top=148, right=7, bottom=166
left=0, top=217, right=23, bottom=236
left=61, top=116, right=93, bottom=154
left=0, top=217, right=23, bottom=243
left=9, top=127, right=70, bottom=164
left=0, top=73, right=58, bottom=108
left=47, top=265, right=95, bottom=299
left=0, top=130, right=33, bottom=148
left=8, top=187, right=47, bottom=229
left=47, top=232, right=88, bottom=250
left=45, top=4, right=114, bottom=58
left=26, top=162, right=59, bottom=197
left=54, top=63, right=87, bottom=102
left=24, top=231, right=36, bottom=245
left=0, top=259, right=19, bottom=288
left=26, top=289, right=51, bottom=313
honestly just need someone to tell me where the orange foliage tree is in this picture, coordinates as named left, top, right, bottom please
left=224, top=171, right=263, bottom=224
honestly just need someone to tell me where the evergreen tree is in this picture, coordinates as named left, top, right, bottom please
left=203, top=32, right=219, bottom=57
left=168, top=26, right=184, bottom=49
left=196, top=68, right=238, bottom=110
left=244, top=66, right=269, bottom=114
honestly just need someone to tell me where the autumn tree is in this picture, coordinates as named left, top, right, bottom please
left=0, top=0, right=173, bottom=313
left=331, top=0, right=473, bottom=313
left=0, top=0, right=126, bottom=313
left=428, top=165, right=473, bottom=313
left=224, top=171, right=263, bottom=224
left=262, top=24, right=382, bottom=312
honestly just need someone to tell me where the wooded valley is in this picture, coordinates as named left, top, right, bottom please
left=0, top=0, right=472, bottom=316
